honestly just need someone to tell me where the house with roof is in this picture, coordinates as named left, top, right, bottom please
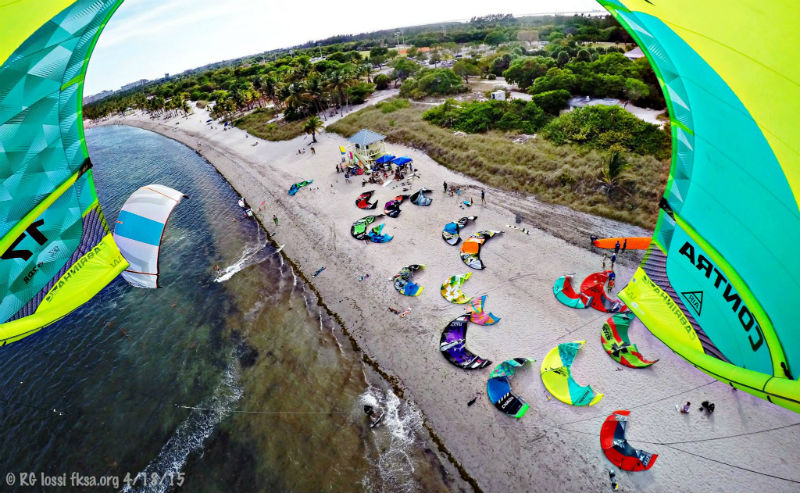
left=344, top=129, right=387, bottom=168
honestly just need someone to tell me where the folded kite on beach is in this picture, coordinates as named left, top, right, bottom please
left=442, top=216, right=477, bottom=246
left=601, top=410, right=658, bottom=471
left=487, top=358, right=535, bottom=418
left=393, top=264, right=424, bottom=296
left=366, top=223, right=392, bottom=243
left=460, top=231, right=503, bottom=270
left=540, top=341, right=603, bottom=406
left=601, top=313, right=658, bottom=368
left=351, top=215, right=383, bottom=240
left=440, top=315, right=491, bottom=370
left=288, top=180, right=312, bottom=196
left=383, top=194, right=409, bottom=218
left=441, top=273, right=473, bottom=304
left=355, top=190, right=377, bottom=209
left=410, top=188, right=432, bottom=206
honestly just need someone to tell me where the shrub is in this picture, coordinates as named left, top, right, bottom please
left=532, top=89, right=571, bottom=115
left=374, top=73, right=391, bottom=90
left=376, top=98, right=410, bottom=113
left=399, top=68, right=466, bottom=99
left=347, top=82, right=376, bottom=104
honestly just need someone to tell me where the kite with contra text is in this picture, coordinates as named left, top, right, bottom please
left=487, top=358, right=535, bottom=418
left=439, top=315, right=491, bottom=370
left=113, top=185, right=186, bottom=288
left=460, top=231, right=502, bottom=270
left=541, top=341, right=603, bottom=406
left=598, top=0, right=800, bottom=412
left=601, top=313, right=658, bottom=369
left=601, top=410, right=658, bottom=471
left=0, top=0, right=128, bottom=346
left=442, top=216, right=477, bottom=246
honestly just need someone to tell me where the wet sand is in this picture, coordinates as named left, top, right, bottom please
left=89, top=103, right=800, bottom=493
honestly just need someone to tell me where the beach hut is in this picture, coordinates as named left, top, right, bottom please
left=347, top=129, right=386, bottom=169
left=490, top=90, right=506, bottom=101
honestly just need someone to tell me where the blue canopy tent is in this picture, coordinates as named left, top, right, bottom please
left=375, top=155, right=395, bottom=164
left=392, top=157, right=412, bottom=166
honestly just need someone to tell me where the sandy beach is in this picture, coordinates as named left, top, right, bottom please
left=90, top=101, right=800, bottom=492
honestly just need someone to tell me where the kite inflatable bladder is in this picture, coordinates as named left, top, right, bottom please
left=442, top=216, right=477, bottom=246
left=553, top=274, right=591, bottom=309
left=601, top=410, right=658, bottom=471
left=593, top=237, right=651, bottom=251
left=540, top=341, right=603, bottom=406
left=487, top=358, right=535, bottom=418
left=0, top=0, right=129, bottom=346
left=460, top=231, right=502, bottom=270
left=599, top=0, right=800, bottom=413
left=393, top=264, right=424, bottom=296
left=601, top=313, right=658, bottom=368
left=113, top=185, right=186, bottom=288
left=439, top=315, right=491, bottom=370
left=441, top=273, right=473, bottom=304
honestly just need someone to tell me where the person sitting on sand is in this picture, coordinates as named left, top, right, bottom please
left=699, top=401, right=715, bottom=415
left=680, top=401, right=691, bottom=413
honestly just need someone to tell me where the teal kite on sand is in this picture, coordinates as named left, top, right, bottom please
left=288, top=180, right=312, bottom=196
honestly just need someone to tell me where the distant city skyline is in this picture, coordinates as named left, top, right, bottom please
left=84, top=0, right=601, bottom=95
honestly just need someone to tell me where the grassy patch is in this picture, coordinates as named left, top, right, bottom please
left=235, top=108, right=308, bottom=141
left=328, top=104, right=669, bottom=228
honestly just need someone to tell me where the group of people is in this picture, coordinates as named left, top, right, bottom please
left=442, top=181, right=486, bottom=205
left=679, top=400, right=716, bottom=415
left=296, top=147, right=315, bottom=155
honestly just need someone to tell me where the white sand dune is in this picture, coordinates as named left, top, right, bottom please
left=92, top=100, right=800, bottom=493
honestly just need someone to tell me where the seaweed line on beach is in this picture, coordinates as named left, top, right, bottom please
left=133, top=123, right=484, bottom=493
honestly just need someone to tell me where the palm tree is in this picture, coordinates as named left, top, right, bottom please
left=599, top=147, right=630, bottom=198
left=303, top=116, right=323, bottom=143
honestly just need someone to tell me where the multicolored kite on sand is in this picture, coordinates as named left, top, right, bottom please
left=601, top=313, right=658, bottom=369
left=460, top=231, right=502, bottom=270
left=393, top=264, right=424, bottom=296
left=487, top=358, right=535, bottom=418
left=442, top=216, right=477, bottom=246
left=540, top=341, right=603, bottom=407
left=601, top=410, right=658, bottom=471
left=441, top=273, right=473, bottom=304
left=439, top=315, right=491, bottom=370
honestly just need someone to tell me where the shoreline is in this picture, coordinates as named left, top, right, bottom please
left=88, top=106, right=800, bottom=493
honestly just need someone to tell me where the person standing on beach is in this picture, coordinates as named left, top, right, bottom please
left=622, top=238, right=627, bottom=253
left=611, top=253, right=617, bottom=269
left=481, top=189, right=485, bottom=205
left=311, top=147, right=315, bottom=155
left=614, top=241, right=621, bottom=255
left=272, top=214, right=278, bottom=226
left=443, top=181, right=448, bottom=193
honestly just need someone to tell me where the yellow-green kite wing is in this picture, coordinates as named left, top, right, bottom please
left=599, top=0, right=800, bottom=412
left=0, top=0, right=127, bottom=346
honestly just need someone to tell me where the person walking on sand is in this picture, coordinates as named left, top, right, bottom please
left=311, top=147, right=315, bottom=155
left=481, top=189, right=485, bottom=205
left=272, top=214, right=278, bottom=226
left=602, top=253, right=608, bottom=270
left=443, top=181, right=448, bottom=193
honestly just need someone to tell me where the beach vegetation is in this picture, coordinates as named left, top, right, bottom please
left=303, top=116, right=324, bottom=143
left=329, top=103, right=667, bottom=228
left=399, top=68, right=467, bottom=99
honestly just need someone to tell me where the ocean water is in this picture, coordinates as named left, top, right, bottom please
left=0, top=125, right=455, bottom=493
